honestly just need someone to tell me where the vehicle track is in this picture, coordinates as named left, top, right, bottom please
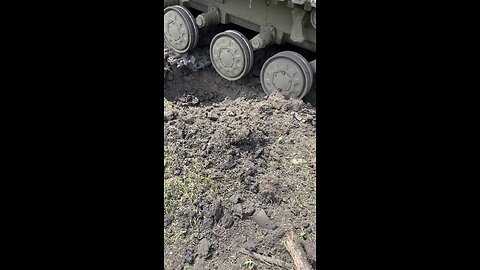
left=164, top=24, right=317, bottom=107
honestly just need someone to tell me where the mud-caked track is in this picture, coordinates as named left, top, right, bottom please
left=164, top=44, right=317, bottom=269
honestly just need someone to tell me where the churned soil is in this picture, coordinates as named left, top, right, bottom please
left=164, top=31, right=317, bottom=270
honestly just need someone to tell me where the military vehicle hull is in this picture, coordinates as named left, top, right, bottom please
left=164, top=0, right=317, bottom=99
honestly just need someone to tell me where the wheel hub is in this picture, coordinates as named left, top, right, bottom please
left=263, top=58, right=305, bottom=96
left=164, top=11, right=188, bottom=50
left=260, top=51, right=314, bottom=99
left=211, top=36, right=245, bottom=78
left=167, top=22, right=181, bottom=41
left=164, top=6, right=198, bottom=54
left=219, top=48, right=234, bottom=68
left=210, top=30, right=254, bottom=81
left=272, top=71, right=292, bottom=92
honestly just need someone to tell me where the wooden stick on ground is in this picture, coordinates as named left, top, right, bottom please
left=284, top=231, right=312, bottom=270
left=238, top=248, right=292, bottom=269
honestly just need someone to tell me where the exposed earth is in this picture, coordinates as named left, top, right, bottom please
left=164, top=26, right=317, bottom=270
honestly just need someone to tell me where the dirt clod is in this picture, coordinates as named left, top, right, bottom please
left=229, top=194, right=243, bottom=204
left=250, top=209, right=277, bottom=230
left=197, top=238, right=212, bottom=258
left=209, top=200, right=223, bottom=224
left=260, top=183, right=277, bottom=202
left=221, top=211, right=235, bottom=228
left=179, top=94, right=200, bottom=106
left=242, top=204, right=256, bottom=218
left=164, top=110, right=177, bottom=122
left=245, top=240, right=259, bottom=252
left=230, top=202, right=241, bottom=214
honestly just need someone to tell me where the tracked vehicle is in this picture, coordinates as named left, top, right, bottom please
left=164, top=0, right=317, bottom=99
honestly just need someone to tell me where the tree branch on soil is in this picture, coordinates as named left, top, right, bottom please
left=284, top=231, right=313, bottom=270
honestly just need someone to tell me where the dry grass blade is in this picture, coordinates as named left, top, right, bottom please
left=238, top=248, right=292, bottom=269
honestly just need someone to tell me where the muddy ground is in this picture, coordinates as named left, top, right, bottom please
left=164, top=27, right=316, bottom=270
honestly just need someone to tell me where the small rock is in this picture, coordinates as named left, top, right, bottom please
left=242, top=206, right=255, bottom=218
left=229, top=194, right=242, bottom=204
left=244, top=240, right=259, bottom=252
left=260, top=183, right=276, bottom=202
left=221, top=212, right=234, bottom=228
left=207, top=113, right=219, bottom=121
left=212, top=200, right=223, bottom=224
left=293, top=112, right=303, bottom=122
left=164, top=110, right=177, bottom=122
left=183, top=116, right=195, bottom=125
left=179, top=95, right=199, bottom=106
left=232, top=204, right=243, bottom=217
left=254, top=148, right=263, bottom=158
left=266, top=227, right=286, bottom=246
left=244, top=163, right=256, bottom=176
left=197, top=238, right=211, bottom=258
left=192, top=258, right=206, bottom=270
left=250, top=209, right=277, bottom=230
left=305, top=114, right=314, bottom=122
left=245, top=167, right=257, bottom=176
left=291, top=158, right=305, bottom=165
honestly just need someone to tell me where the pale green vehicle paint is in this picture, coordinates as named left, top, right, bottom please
left=164, top=0, right=317, bottom=99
